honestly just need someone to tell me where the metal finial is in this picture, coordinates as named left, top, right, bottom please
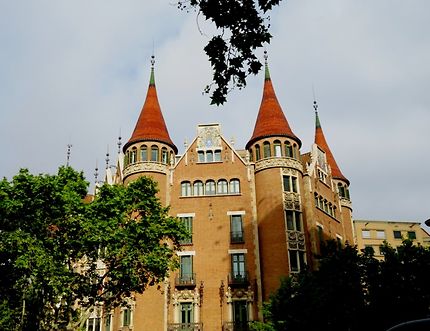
left=94, top=161, right=99, bottom=183
left=313, top=100, right=318, bottom=112
left=150, top=55, right=155, bottom=68
left=66, top=144, right=72, bottom=166
left=105, top=146, right=110, bottom=169
left=263, top=50, right=268, bottom=63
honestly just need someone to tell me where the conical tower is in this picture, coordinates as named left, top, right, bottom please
left=122, top=56, right=177, bottom=203
left=247, top=54, right=306, bottom=300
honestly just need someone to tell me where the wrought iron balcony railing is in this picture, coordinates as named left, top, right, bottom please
left=230, top=231, right=244, bottom=243
left=228, top=272, right=249, bottom=286
left=222, top=321, right=250, bottom=331
left=167, top=322, right=203, bottom=331
left=175, top=273, right=196, bottom=287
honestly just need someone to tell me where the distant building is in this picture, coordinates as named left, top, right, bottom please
left=354, top=219, right=430, bottom=259
left=96, top=56, right=354, bottom=331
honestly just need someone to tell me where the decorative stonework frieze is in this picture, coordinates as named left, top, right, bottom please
left=340, top=198, right=353, bottom=210
left=172, top=288, right=201, bottom=306
left=282, top=167, right=299, bottom=177
left=283, top=192, right=301, bottom=211
left=123, top=161, right=168, bottom=177
left=286, top=231, right=306, bottom=250
left=255, top=157, right=303, bottom=173
left=196, top=124, right=222, bottom=149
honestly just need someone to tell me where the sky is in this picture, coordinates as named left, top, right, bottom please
left=1, top=0, right=429, bottom=229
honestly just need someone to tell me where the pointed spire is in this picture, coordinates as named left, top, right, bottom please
left=314, top=101, right=349, bottom=185
left=124, top=56, right=177, bottom=153
left=246, top=52, right=301, bottom=149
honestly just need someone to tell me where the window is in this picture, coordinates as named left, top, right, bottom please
left=140, top=145, right=147, bottom=161
left=393, top=230, right=402, bottom=239
left=86, top=317, right=101, bottom=331
left=283, top=175, right=298, bottom=193
left=285, top=211, right=302, bottom=232
left=151, top=145, right=159, bottom=161
left=205, top=180, right=216, bottom=195
left=161, top=147, right=168, bottom=164
left=206, top=150, right=213, bottom=162
left=255, top=144, right=261, bottom=160
left=180, top=303, right=194, bottom=325
left=122, top=308, right=131, bottom=327
left=193, top=181, right=204, bottom=196
left=233, top=301, right=248, bottom=328
left=289, top=250, right=306, bottom=272
left=376, top=230, right=386, bottom=239
left=181, top=181, right=192, bottom=197
left=285, top=141, right=293, bottom=157
left=230, top=179, right=240, bottom=194
left=274, top=140, right=282, bottom=157
left=217, top=179, right=228, bottom=194
left=130, top=147, right=137, bottom=164
left=362, top=230, right=371, bottom=239
left=249, top=148, right=253, bottom=162
left=104, top=314, right=112, bottom=331
left=180, top=217, right=193, bottom=245
left=263, top=142, right=271, bottom=158
left=180, top=255, right=193, bottom=284
left=230, top=215, right=244, bottom=243
left=214, top=150, right=222, bottom=161
left=408, top=231, right=416, bottom=240
left=292, top=143, right=298, bottom=159
left=317, top=225, right=324, bottom=244
left=198, top=151, right=205, bottom=162
left=231, top=253, right=246, bottom=281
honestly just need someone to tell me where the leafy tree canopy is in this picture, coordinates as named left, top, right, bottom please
left=0, top=167, right=187, bottom=330
left=177, top=0, right=283, bottom=105
left=252, top=240, right=430, bottom=331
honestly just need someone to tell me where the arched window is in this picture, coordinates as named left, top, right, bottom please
left=217, top=179, right=228, bottom=194
left=249, top=148, right=253, bottom=162
left=230, top=179, right=240, bottom=194
left=151, top=145, right=159, bottom=162
left=285, top=141, right=293, bottom=157
left=274, top=140, right=282, bottom=157
left=263, top=142, right=271, bottom=158
left=170, top=152, right=174, bottom=165
left=338, top=183, right=346, bottom=198
left=206, top=151, right=214, bottom=162
left=293, top=143, right=298, bottom=159
left=124, top=152, right=129, bottom=167
left=255, top=145, right=261, bottom=161
left=140, top=145, right=147, bottom=161
left=193, top=181, right=204, bottom=196
left=181, top=181, right=192, bottom=196
left=205, top=180, right=216, bottom=195
left=161, top=147, right=168, bottom=164
left=214, top=150, right=222, bottom=162
left=131, top=147, right=137, bottom=164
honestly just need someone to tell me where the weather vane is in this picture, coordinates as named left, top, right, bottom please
left=66, top=144, right=72, bottom=166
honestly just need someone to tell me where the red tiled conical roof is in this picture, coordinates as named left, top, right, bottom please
left=246, top=62, right=301, bottom=149
left=314, top=109, right=349, bottom=184
left=124, top=61, right=177, bottom=153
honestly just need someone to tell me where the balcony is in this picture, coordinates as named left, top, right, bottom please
left=222, top=321, right=250, bottom=331
left=167, top=323, right=203, bottom=331
left=230, top=231, right=244, bottom=244
left=228, top=272, right=249, bottom=287
left=175, top=273, right=197, bottom=288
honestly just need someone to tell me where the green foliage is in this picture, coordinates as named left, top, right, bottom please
left=0, top=167, right=188, bottom=330
left=177, top=0, right=283, bottom=105
left=260, top=240, right=430, bottom=331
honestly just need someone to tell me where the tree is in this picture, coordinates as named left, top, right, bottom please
left=252, top=240, right=430, bottom=331
left=177, top=0, right=283, bottom=105
left=0, top=167, right=188, bottom=330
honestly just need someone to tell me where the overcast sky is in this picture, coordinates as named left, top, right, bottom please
left=1, top=0, right=429, bottom=229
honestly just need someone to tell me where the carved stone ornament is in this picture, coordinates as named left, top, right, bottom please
left=340, top=198, right=353, bottom=210
left=231, top=286, right=254, bottom=302
left=172, top=288, right=200, bottom=306
left=287, top=230, right=306, bottom=251
left=196, top=125, right=222, bottom=149
left=282, top=168, right=299, bottom=176
left=283, top=192, right=301, bottom=211
left=255, top=157, right=303, bottom=173
left=123, top=161, right=168, bottom=177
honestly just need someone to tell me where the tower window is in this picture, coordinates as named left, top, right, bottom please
left=263, top=142, right=271, bottom=158
left=255, top=144, right=261, bottom=161
left=289, top=250, right=306, bottom=272
left=285, top=141, right=293, bottom=157
left=130, top=147, right=137, bottom=164
left=283, top=175, right=298, bottom=193
left=274, top=140, right=282, bottom=157
left=161, top=147, right=168, bottom=164
left=285, top=211, right=302, bottom=231
left=140, top=145, right=147, bottom=161
left=151, top=145, right=159, bottom=162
